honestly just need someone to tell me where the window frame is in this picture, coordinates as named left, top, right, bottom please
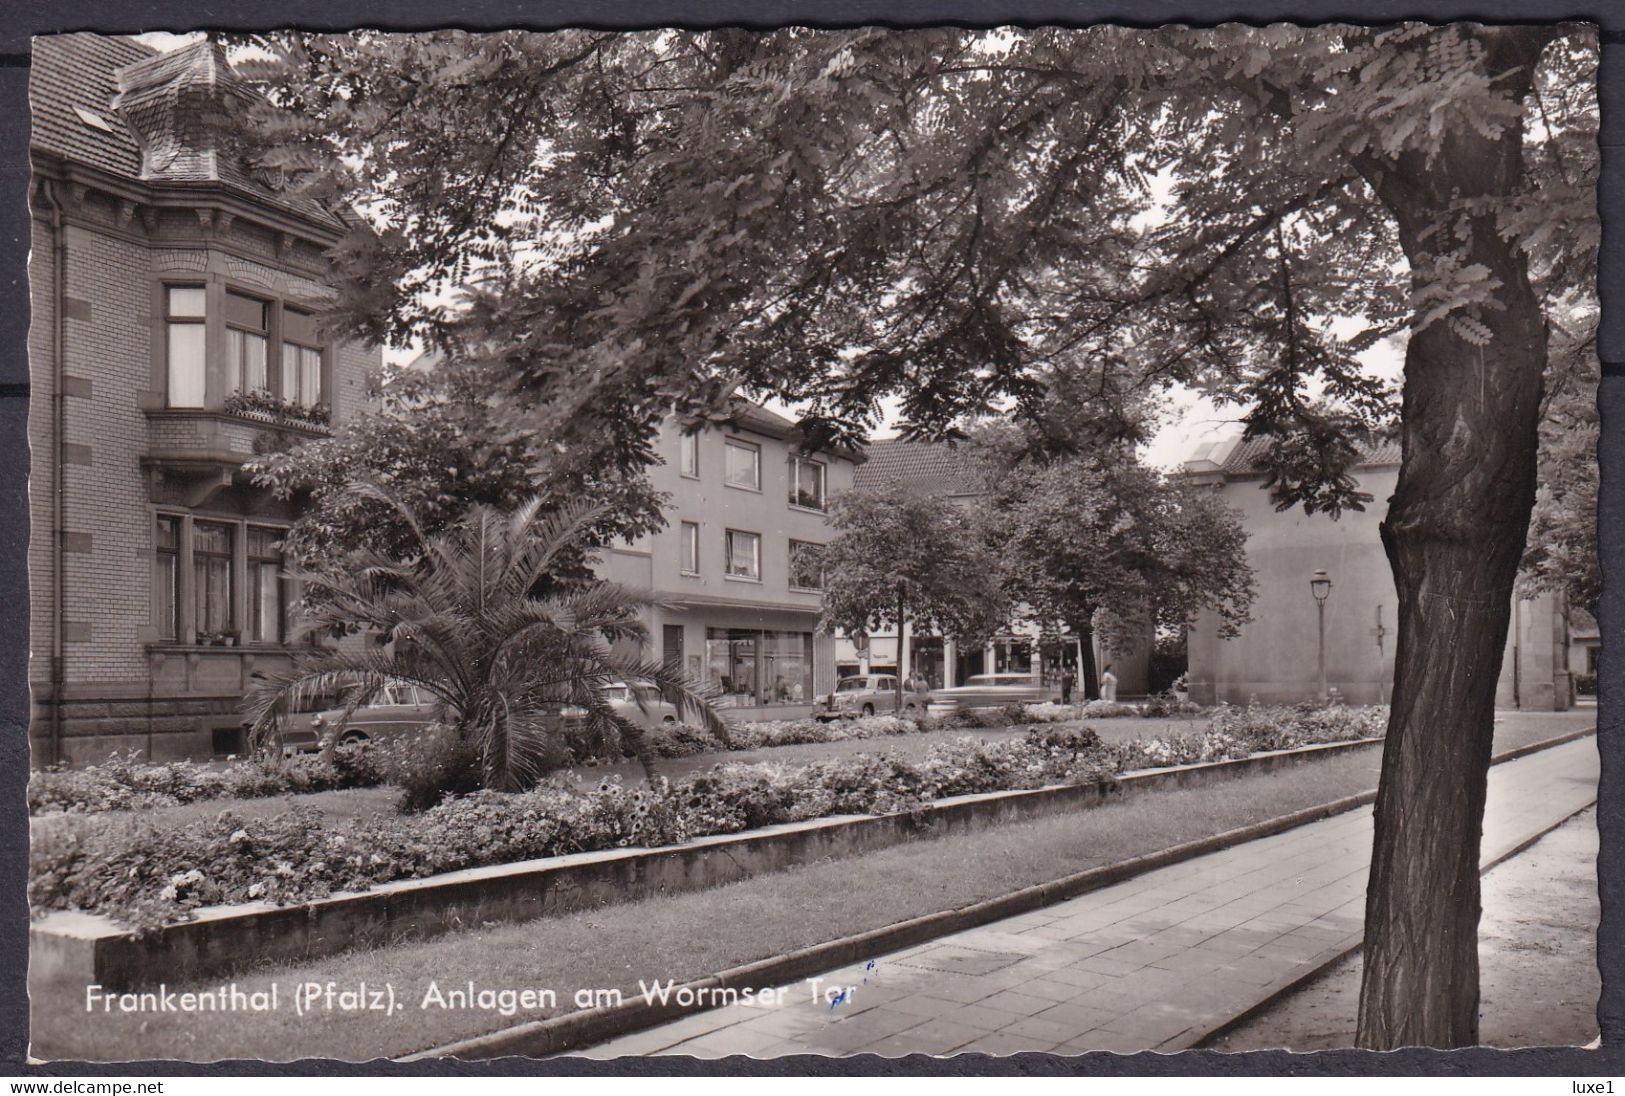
left=787, top=538, right=826, bottom=592
left=280, top=305, right=325, bottom=409
left=225, top=290, right=271, bottom=397
left=787, top=456, right=827, bottom=512
left=246, top=525, right=287, bottom=646
left=190, top=519, right=237, bottom=641
left=680, top=520, right=701, bottom=576
left=154, top=515, right=181, bottom=641
left=723, top=438, right=762, bottom=492
left=723, top=528, right=762, bottom=582
left=164, top=285, right=208, bottom=408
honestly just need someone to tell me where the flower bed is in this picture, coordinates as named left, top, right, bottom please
left=31, top=703, right=1388, bottom=932
left=643, top=705, right=1026, bottom=758
left=26, top=748, right=383, bottom=815
left=31, top=729, right=1117, bottom=932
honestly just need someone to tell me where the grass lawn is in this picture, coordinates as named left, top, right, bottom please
left=28, top=710, right=1589, bottom=1062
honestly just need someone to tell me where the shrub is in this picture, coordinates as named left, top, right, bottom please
left=1574, top=671, right=1597, bottom=696
left=374, top=725, right=487, bottom=812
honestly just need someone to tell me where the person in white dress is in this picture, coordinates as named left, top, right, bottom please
left=1100, top=665, right=1119, bottom=703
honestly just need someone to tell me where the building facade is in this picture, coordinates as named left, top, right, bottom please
left=1182, top=436, right=1572, bottom=710
left=28, top=35, right=381, bottom=763
left=599, top=405, right=859, bottom=720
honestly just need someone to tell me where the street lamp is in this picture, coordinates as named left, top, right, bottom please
left=1310, top=569, right=1333, bottom=703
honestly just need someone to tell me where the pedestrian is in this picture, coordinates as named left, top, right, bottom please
left=1060, top=668, right=1076, bottom=705
left=1100, top=665, right=1118, bottom=703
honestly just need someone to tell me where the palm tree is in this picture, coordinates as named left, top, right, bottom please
left=244, top=488, right=726, bottom=792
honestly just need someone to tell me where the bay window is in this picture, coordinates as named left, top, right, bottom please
left=225, top=291, right=270, bottom=395
left=165, top=286, right=207, bottom=407
left=281, top=307, right=324, bottom=408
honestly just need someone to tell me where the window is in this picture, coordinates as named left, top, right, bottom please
left=724, top=529, right=761, bottom=580
left=788, top=457, right=826, bottom=511
left=192, top=521, right=235, bottom=640
left=680, top=521, right=701, bottom=575
left=788, top=540, right=826, bottom=591
left=281, top=308, right=324, bottom=407
left=226, top=291, right=270, bottom=395
left=706, top=627, right=814, bottom=706
left=155, top=516, right=180, bottom=640
left=166, top=286, right=207, bottom=407
left=679, top=432, right=700, bottom=478
left=724, top=439, right=761, bottom=490
left=247, top=526, right=285, bottom=644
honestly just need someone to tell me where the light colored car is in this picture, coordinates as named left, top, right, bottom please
left=820, top=673, right=930, bottom=720
left=295, top=682, right=438, bottom=751
left=927, top=673, right=1053, bottom=714
left=602, top=681, right=683, bottom=730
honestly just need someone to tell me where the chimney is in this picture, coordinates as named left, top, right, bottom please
left=111, top=37, right=246, bottom=182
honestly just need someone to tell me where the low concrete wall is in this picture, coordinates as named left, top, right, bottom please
left=31, top=738, right=1381, bottom=993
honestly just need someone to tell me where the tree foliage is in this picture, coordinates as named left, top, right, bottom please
left=244, top=491, right=723, bottom=794
left=818, top=485, right=1008, bottom=648
left=245, top=360, right=666, bottom=586
left=227, top=22, right=1598, bottom=1048
left=977, top=433, right=1256, bottom=647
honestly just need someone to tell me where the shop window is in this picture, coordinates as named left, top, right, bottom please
left=706, top=627, right=814, bottom=706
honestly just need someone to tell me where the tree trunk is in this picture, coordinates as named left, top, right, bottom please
left=896, top=584, right=908, bottom=713
left=1077, top=621, right=1100, bottom=701
left=1353, top=27, right=1550, bottom=1050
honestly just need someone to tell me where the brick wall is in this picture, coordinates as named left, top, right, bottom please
left=28, top=185, right=382, bottom=763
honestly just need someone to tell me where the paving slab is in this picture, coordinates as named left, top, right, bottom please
left=575, top=734, right=1597, bottom=1059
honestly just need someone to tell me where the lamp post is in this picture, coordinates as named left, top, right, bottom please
left=1310, top=569, right=1333, bottom=703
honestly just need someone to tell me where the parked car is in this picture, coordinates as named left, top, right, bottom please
left=259, top=679, right=681, bottom=755
left=927, top=673, right=1053, bottom=714
left=247, top=681, right=440, bottom=754
left=601, top=681, right=683, bottom=730
left=820, top=673, right=930, bottom=720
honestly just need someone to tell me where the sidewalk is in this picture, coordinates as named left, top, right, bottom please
left=575, top=734, right=1598, bottom=1058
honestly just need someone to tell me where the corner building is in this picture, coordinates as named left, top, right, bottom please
left=28, top=35, right=380, bottom=762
